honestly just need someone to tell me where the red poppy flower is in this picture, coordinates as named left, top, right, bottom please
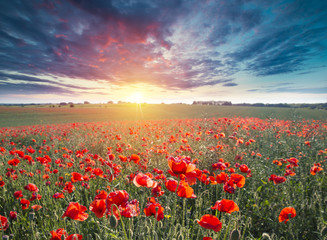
left=93, top=168, right=104, bottom=177
left=239, top=164, right=249, bottom=173
left=8, top=158, right=20, bottom=166
left=268, top=174, right=286, bottom=184
left=130, top=154, right=140, bottom=164
left=144, top=197, right=164, bottom=221
left=310, top=165, right=323, bottom=175
left=106, top=190, right=130, bottom=217
left=230, top=174, right=245, bottom=188
left=24, top=183, right=39, bottom=192
left=223, top=180, right=236, bottom=194
left=94, top=190, right=108, bottom=200
left=63, top=182, right=75, bottom=193
left=119, top=155, right=127, bottom=162
left=89, top=199, right=106, bottom=218
left=53, top=192, right=65, bottom=199
left=119, top=199, right=140, bottom=218
left=30, top=192, right=42, bottom=201
left=106, top=190, right=129, bottom=208
left=168, top=156, right=196, bottom=175
left=62, top=202, right=88, bottom=221
left=133, top=172, right=157, bottom=188
left=177, top=181, right=196, bottom=198
left=20, top=198, right=30, bottom=210
left=14, top=190, right=23, bottom=199
left=279, top=207, right=296, bottom=223
left=211, top=199, right=239, bottom=214
left=0, top=215, right=9, bottom=231
left=66, top=234, right=83, bottom=240
left=151, top=184, right=165, bottom=197
left=50, top=228, right=67, bottom=240
left=197, top=214, right=222, bottom=232
left=165, top=179, right=178, bottom=192
left=31, top=205, right=42, bottom=211
left=212, top=162, right=226, bottom=171
left=71, top=172, right=83, bottom=183
left=9, top=211, right=17, bottom=220
left=216, top=172, right=229, bottom=184
left=203, top=238, right=214, bottom=240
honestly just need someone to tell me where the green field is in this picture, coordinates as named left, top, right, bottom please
left=1, top=104, right=326, bottom=127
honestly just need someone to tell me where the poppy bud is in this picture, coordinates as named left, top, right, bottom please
left=109, top=215, right=118, bottom=228
left=28, top=212, right=35, bottom=221
left=230, top=229, right=240, bottom=240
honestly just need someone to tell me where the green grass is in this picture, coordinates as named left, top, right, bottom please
left=1, top=104, right=326, bottom=127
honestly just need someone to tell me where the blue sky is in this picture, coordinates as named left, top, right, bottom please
left=0, top=0, right=326, bottom=104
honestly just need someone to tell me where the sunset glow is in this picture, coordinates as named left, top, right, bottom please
left=0, top=0, right=326, bottom=104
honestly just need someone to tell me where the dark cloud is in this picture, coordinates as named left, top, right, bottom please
left=226, top=0, right=327, bottom=76
left=223, top=82, right=238, bottom=87
left=0, top=82, right=76, bottom=95
left=0, top=72, right=98, bottom=90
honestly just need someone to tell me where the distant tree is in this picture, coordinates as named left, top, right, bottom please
left=107, top=101, right=114, bottom=104
left=84, top=101, right=90, bottom=104
left=222, top=101, right=232, bottom=106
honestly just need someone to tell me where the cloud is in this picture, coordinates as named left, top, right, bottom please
left=223, top=82, right=238, bottom=87
left=0, top=72, right=99, bottom=90
left=0, top=82, right=76, bottom=95
left=0, top=0, right=326, bottom=97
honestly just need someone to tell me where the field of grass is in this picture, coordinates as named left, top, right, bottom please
left=0, top=114, right=326, bottom=240
left=1, top=104, right=326, bottom=127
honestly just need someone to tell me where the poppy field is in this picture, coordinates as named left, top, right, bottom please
left=0, top=116, right=326, bottom=240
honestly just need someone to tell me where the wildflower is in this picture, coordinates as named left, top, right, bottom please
left=8, top=158, right=20, bottom=166
left=230, top=174, right=245, bottom=188
left=310, top=164, right=323, bottom=175
left=168, top=156, right=196, bottom=175
left=20, top=198, right=30, bottom=210
left=89, top=199, right=106, bottom=218
left=151, top=184, right=165, bottom=197
left=165, top=179, right=178, bottom=192
left=0, top=215, right=9, bottom=231
left=71, top=172, right=83, bottom=183
left=133, top=172, right=157, bottom=188
left=197, top=214, right=222, bottom=232
left=53, top=192, right=65, bottom=199
left=144, top=197, right=164, bottom=221
left=66, top=234, right=83, bottom=240
left=130, top=154, right=140, bottom=164
left=31, top=205, right=42, bottom=211
left=62, top=202, right=88, bottom=221
left=13, top=190, right=23, bottom=199
left=177, top=181, right=196, bottom=198
left=24, top=183, right=39, bottom=192
left=279, top=207, right=296, bottom=223
left=216, top=172, right=229, bottom=184
left=211, top=199, right=239, bottom=214
left=50, top=228, right=67, bottom=240
left=268, top=174, right=286, bottom=184
left=9, top=211, right=17, bottom=220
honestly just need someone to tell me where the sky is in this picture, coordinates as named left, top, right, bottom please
left=0, top=0, right=326, bottom=104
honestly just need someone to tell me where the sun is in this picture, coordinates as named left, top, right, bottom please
left=129, top=92, right=143, bottom=104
